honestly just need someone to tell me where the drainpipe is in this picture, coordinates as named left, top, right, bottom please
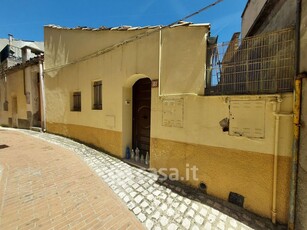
left=158, top=26, right=162, bottom=97
left=272, top=99, right=281, bottom=224
left=288, top=0, right=302, bottom=229
left=271, top=98, right=293, bottom=224
left=288, top=78, right=302, bottom=230
left=39, top=57, right=46, bottom=132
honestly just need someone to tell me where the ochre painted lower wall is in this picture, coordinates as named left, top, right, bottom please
left=46, top=122, right=122, bottom=158
left=150, top=138, right=291, bottom=224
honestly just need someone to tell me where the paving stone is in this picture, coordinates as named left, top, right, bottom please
left=146, top=219, right=154, bottom=230
left=160, top=203, right=168, bottom=211
left=200, top=208, right=208, bottom=217
left=133, top=207, right=142, bottom=215
left=137, top=186, right=145, bottom=193
left=243, top=214, right=252, bottom=222
left=142, top=190, right=149, bottom=196
left=153, top=199, right=161, bottom=207
left=160, top=216, right=169, bottom=227
left=172, top=201, right=180, bottom=209
left=192, top=203, right=199, bottom=211
left=141, top=201, right=149, bottom=208
left=170, top=193, right=178, bottom=198
left=195, top=214, right=204, bottom=225
left=138, top=213, right=146, bottom=222
left=130, top=191, right=137, bottom=197
left=217, top=221, right=225, bottom=230
left=146, top=206, right=155, bottom=215
left=123, top=195, right=130, bottom=203
left=208, top=214, right=217, bottom=223
left=118, top=192, right=126, bottom=198
left=211, top=208, right=220, bottom=216
left=168, top=223, right=179, bottom=230
left=191, top=225, right=200, bottom=230
left=152, top=211, right=161, bottom=220
left=187, top=209, right=195, bottom=218
left=18, top=129, right=273, bottom=230
left=178, top=203, right=187, bottom=214
left=147, top=194, right=154, bottom=201
left=159, top=193, right=168, bottom=200
left=127, top=202, right=136, bottom=210
left=166, top=208, right=175, bottom=217
left=204, top=222, right=212, bottom=230
left=184, top=198, right=191, bottom=205
left=182, top=218, right=191, bottom=229
left=175, top=187, right=182, bottom=192
left=166, top=197, right=173, bottom=204
left=132, top=183, right=139, bottom=189
left=134, top=195, right=144, bottom=203
left=229, top=219, right=238, bottom=228
left=255, top=219, right=266, bottom=228
left=173, top=213, right=183, bottom=224
left=153, top=190, right=161, bottom=196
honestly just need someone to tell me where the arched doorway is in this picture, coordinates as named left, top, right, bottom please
left=132, top=78, right=151, bottom=160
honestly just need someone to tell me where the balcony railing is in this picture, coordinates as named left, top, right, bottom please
left=205, top=28, right=295, bottom=95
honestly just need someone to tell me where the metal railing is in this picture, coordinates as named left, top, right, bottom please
left=205, top=27, right=295, bottom=95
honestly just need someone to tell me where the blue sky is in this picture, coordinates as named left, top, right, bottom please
left=0, top=0, right=247, bottom=42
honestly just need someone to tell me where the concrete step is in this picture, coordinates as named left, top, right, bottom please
left=30, top=127, right=42, bottom=132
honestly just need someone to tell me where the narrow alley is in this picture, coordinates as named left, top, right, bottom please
left=0, top=128, right=285, bottom=230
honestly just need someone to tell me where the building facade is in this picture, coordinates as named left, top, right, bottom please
left=0, top=38, right=45, bottom=129
left=44, top=20, right=294, bottom=224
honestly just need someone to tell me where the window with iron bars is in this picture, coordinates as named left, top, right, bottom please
left=72, top=92, right=81, bottom=111
left=93, top=81, right=102, bottom=110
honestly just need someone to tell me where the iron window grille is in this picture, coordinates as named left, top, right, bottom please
left=93, top=81, right=102, bottom=110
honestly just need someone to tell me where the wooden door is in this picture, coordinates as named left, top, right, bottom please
left=132, top=78, right=151, bottom=158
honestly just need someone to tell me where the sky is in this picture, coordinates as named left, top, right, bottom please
left=0, top=0, right=247, bottom=43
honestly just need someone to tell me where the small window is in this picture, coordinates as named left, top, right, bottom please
left=72, top=92, right=81, bottom=111
left=93, top=81, right=102, bottom=110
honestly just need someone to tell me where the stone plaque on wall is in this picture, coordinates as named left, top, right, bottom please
left=162, top=98, right=184, bottom=128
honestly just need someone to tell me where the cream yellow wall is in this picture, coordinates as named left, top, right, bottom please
left=6, top=70, right=27, bottom=122
left=151, top=90, right=293, bottom=156
left=45, top=27, right=160, bottom=130
left=0, top=78, right=8, bottom=126
left=44, top=25, right=209, bottom=155
left=150, top=138, right=291, bottom=223
left=160, top=26, right=207, bottom=95
left=150, top=90, right=293, bottom=223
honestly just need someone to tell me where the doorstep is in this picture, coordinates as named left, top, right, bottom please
left=123, top=159, right=149, bottom=169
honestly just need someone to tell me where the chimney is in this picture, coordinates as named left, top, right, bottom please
left=8, top=34, right=13, bottom=45
left=22, top=47, right=32, bottom=63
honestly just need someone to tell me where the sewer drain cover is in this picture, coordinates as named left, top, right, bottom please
left=0, top=145, right=9, bottom=149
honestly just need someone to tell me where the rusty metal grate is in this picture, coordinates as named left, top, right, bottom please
left=205, top=27, right=295, bottom=95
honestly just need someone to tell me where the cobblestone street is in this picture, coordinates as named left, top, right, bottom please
left=0, top=128, right=285, bottom=229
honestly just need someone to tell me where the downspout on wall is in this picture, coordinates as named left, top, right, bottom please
left=39, top=57, right=46, bottom=132
left=271, top=98, right=293, bottom=224
left=288, top=0, right=302, bottom=229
